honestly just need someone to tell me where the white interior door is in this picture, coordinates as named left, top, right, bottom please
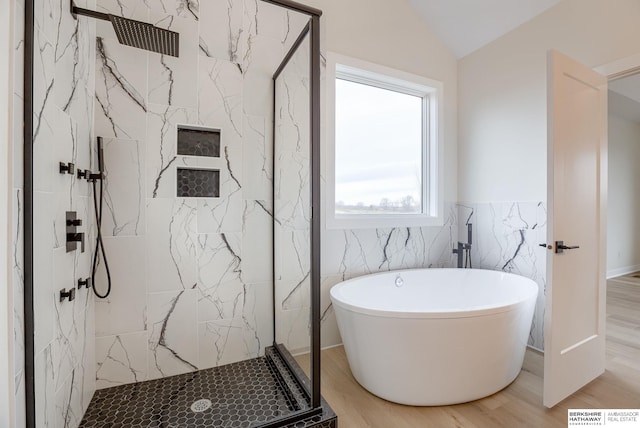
left=544, top=50, right=608, bottom=408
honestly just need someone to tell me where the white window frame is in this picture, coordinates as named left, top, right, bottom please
left=325, top=52, right=444, bottom=230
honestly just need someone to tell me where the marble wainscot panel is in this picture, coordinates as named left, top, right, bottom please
left=458, top=202, right=547, bottom=350
left=317, top=207, right=459, bottom=349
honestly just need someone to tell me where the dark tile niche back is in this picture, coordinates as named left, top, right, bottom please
left=177, top=126, right=221, bottom=157
left=177, top=168, right=220, bottom=198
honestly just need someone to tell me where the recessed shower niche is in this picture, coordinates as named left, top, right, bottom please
left=177, top=125, right=221, bottom=158
left=176, top=167, right=220, bottom=198
left=175, top=126, right=221, bottom=198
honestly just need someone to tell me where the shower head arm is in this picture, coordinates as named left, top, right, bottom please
left=69, top=1, right=180, bottom=57
left=70, top=3, right=110, bottom=21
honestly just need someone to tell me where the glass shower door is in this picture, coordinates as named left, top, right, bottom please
left=273, top=30, right=312, bottom=379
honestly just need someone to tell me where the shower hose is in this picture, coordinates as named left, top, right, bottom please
left=90, top=168, right=112, bottom=298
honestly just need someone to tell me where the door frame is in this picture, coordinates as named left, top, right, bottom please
left=594, top=53, right=640, bottom=82
left=595, top=53, right=640, bottom=280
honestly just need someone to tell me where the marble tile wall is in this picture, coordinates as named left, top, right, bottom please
left=457, top=202, right=547, bottom=350
left=92, top=0, right=309, bottom=388
left=26, top=0, right=98, bottom=426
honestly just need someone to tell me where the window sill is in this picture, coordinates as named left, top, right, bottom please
left=325, top=213, right=444, bottom=230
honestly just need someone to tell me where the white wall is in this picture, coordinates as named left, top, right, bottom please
left=0, top=0, right=14, bottom=424
left=607, top=113, right=640, bottom=277
left=458, top=0, right=640, bottom=203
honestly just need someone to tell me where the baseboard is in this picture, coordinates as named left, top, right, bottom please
left=321, top=343, right=343, bottom=351
left=606, top=264, right=640, bottom=279
left=527, top=344, right=543, bottom=354
left=290, top=343, right=344, bottom=356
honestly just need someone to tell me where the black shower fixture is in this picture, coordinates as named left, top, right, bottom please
left=71, top=2, right=180, bottom=57
left=59, top=161, right=75, bottom=175
left=91, top=137, right=112, bottom=299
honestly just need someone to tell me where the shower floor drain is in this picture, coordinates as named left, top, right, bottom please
left=190, top=399, right=212, bottom=413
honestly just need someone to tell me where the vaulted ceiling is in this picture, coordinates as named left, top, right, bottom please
left=407, top=0, right=562, bottom=58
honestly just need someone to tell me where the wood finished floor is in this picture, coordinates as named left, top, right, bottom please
left=296, top=276, right=640, bottom=427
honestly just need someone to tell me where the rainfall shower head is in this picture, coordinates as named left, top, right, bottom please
left=71, top=3, right=179, bottom=57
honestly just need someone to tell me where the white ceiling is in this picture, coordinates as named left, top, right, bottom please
left=407, top=0, right=562, bottom=58
left=609, top=74, right=640, bottom=123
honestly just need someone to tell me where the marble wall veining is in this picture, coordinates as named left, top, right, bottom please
left=458, top=202, right=547, bottom=350
left=27, top=0, right=98, bottom=426
left=92, top=0, right=310, bottom=388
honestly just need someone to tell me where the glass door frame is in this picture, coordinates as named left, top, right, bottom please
left=269, top=0, right=323, bottom=413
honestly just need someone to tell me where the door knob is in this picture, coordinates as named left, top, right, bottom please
left=555, top=240, right=580, bottom=254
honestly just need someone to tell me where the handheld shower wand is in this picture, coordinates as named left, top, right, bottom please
left=91, top=137, right=111, bottom=298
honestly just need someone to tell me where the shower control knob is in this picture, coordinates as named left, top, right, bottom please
left=59, top=288, right=76, bottom=303
left=59, top=162, right=75, bottom=175
left=77, top=169, right=90, bottom=180
left=77, top=278, right=90, bottom=289
left=66, top=218, right=82, bottom=227
left=66, top=232, right=85, bottom=253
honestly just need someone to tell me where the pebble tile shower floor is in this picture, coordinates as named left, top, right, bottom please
left=79, top=349, right=325, bottom=427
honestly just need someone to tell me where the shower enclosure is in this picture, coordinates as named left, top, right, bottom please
left=22, top=0, right=330, bottom=426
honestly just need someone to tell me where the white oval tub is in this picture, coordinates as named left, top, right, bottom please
left=330, top=268, right=538, bottom=406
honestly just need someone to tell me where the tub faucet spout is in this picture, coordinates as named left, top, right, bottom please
left=452, top=242, right=466, bottom=268
left=453, top=222, right=473, bottom=268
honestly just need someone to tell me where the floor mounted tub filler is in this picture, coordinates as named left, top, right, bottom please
left=330, top=268, right=538, bottom=406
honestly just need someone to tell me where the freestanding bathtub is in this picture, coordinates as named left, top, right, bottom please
left=330, top=268, right=538, bottom=406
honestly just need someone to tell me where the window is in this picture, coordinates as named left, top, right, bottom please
left=326, top=53, right=444, bottom=229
